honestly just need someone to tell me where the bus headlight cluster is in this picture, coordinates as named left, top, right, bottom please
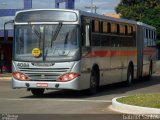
left=13, top=72, right=31, bottom=81
left=57, top=72, right=79, bottom=82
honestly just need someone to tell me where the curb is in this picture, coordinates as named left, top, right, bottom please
left=111, top=97, right=160, bottom=114
left=0, top=77, right=11, bottom=81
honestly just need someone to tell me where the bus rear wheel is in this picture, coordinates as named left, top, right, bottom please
left=31, top=88, right=44, bottom=96
left=146, top=62, right=152, bottom=80
left=126, top=65, right=133, bottom=86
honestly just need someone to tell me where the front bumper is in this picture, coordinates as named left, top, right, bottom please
left=12, top=77, right=80, bottom=90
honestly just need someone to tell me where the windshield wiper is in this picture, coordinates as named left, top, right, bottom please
left=32, top=26, right=42, bottom=49
left=51, top=22, right=62, bottom=47
left=64, top=32, right=69, bottom=48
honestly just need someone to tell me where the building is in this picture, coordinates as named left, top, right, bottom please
left=0, top=0, right=74, bottom=73
left=55, top=0, right=74, bottom=9
left=0, top=0, right=33, bottom=73
left=103, top=13, right=120, bottom=18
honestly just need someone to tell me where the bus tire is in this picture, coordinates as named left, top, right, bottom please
left=88, top=69, right=99, bottom=95
left=31, top=88, right=44, bottom=96
left=126, top=65, right=133, bottom=86
left=146, top=62, right=152, bottom=80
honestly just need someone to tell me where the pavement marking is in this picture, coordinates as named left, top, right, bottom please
left=0, top=98, right=112, bottom=103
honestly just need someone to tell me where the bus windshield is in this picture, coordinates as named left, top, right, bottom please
left=14, top=24, right=79, bottom=62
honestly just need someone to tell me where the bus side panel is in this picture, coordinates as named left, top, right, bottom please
left=121, top=46, right=128, bottom=82
left=82, top=46, right=132, bottom=86
left=143, top=47, right=153, bottom=76
left=143, top=27, right=151, bottom=76
left=139, top=25, right=157, bottom=77
left=137, top=25, right=143, bottom=78
left=81, top=47, right=131, bottom=86
left=91, top=47, right=113, bottom=85
left=110, top=46, right=123, bottom=83
left=143, top=28, right=157, bottom=76
left=121, top=47, right=138, bottom=81
left=80, top=47, right=93, bottom=89
left=81, top=46, right=114, bottom=87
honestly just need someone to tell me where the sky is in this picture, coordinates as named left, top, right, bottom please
left=33, top=0, right=121, bottom=14
left=76, top=0, right=120, bottom=14
left=0, top=0, right=121, bottom=29
left=0, top=0, right=121, bottom=14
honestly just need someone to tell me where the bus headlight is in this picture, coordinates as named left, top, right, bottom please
left=13, top=72, right=31, bottom=81
left=57, top=72, right=79, bottom=82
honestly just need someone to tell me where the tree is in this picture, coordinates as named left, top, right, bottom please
left=116, top=0, right=160, bottom=45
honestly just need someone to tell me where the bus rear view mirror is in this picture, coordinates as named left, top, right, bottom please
left=4, top=20, right=14, bottom=41
left=85, top=25, right=90, bottom=47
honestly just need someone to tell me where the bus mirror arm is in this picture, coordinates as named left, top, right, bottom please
left=3, top=20, right=14, bottom=41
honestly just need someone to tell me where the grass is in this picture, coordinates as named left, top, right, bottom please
left=117, top=93, right=160, bottom=108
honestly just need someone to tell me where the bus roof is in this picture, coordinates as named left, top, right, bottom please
left=15, top=9, right=156, bottom=30
left=137, top=22, right=156, bottom=30
left=15, top=9, right=137, bottom=24
left=78, top=10, right=137, bottom=25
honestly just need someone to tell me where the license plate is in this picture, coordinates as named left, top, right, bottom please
left=36, top=83, right=48, bottom=88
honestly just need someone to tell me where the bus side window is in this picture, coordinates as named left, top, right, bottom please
left=108, top=23, right=111, bottom=33
left=117, top=24, right=120, bottom=34
left=120, top=25, right=125, bottom=35
left=125, top=25, right=128, bottom=35
left=102, top=21, right=108, bottom=33
left=92, top=20, right=100, bottom=33
left=111, top=23, right=117, bottom=33
left=148, top=30, right=151, bottom=46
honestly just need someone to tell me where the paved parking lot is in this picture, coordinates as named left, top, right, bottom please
left=0, top=74, right=160, bottom=119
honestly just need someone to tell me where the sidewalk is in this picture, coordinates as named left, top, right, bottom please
left=0, top=73, right=12, bottom=80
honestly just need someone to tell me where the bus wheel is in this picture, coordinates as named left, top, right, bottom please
left=88, top=70, right=99, bottom=95
left=31, top=89, right=44, bottom=96
left=126, top=65, right=133, bottom=86
left=146, top=62, right=152, bottom=80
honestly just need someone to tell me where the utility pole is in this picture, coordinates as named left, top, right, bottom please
left=85, top=0, right=99, bottom=13
left=0, top=2, right=7, bottom=9
left=91, top=0, right=93, bottom=13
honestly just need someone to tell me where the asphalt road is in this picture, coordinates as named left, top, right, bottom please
left=0, top=74, right=160, bottom=120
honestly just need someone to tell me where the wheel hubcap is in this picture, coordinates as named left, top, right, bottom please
left=91, top=76, right=97, bottom=88
left=128, top=73, right=132, bottom=84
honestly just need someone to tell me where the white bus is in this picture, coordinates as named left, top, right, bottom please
left=12, top=9, right=157, bottom=95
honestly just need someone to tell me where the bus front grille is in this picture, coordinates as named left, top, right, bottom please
left=18, top=67, right=70, bottom=81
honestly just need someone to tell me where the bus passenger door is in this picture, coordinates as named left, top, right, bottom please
left=81, top=21, right=92, bottom=89
left=82, top=23, right=92, bottom=55
left=81, top=19, right=92, bottom=58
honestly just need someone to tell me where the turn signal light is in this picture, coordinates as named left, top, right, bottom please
left=57, top=72, right=79, bottom=82
left=13, top=72, right=31, bottom=81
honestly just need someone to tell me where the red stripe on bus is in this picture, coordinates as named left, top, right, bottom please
left=83, top=49, right=156, bottom=58
left=84, top=50, right=137, bottom=58
left=143, top=49, right=156, bottom=56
